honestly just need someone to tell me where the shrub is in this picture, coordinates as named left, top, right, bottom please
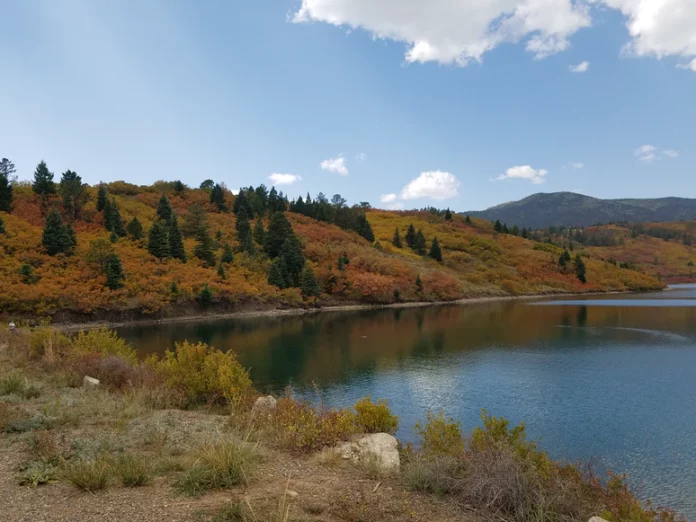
left=71, top=329, right=137, bottom=364
left=354, top=397, right=399, bottom=434
left=155, top=341, right=252, bottom=407
left=67, top=354, right=145, bottom=390
left=17, top=460, right=60, bottom=487
left=175, top=441, right=259, bottom=496
left=0, top=374, right=41, bottom=399
left=415, top=410, right=465, bottom=456
left=111, top=454, right=153, bottom=487
left=62, top=458, right=111, bottom=492
left=29, top=328, right=72, bottom=361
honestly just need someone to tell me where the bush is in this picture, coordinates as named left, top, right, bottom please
left=175, top=441, right=259, bottom=496
left=62, top=458, right=111, bottom=492
left=155, top=341, right=252, bottom=407
left=0, top=374, right=41, bottom=399
left=415, top=410, right=465, bottom=456
left=354, top=397, right=398, bottom=434
left=71, top=329, right=137, bottom=364
left=17, top=460, right=60, bottom=487
left=29, top=328, right=72, bottom=361
left=111, top=454, right=153, bottom=487
left=67, top=354, right=145, bottom=390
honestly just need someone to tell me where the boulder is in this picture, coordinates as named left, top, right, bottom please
left=83, top=376, right=100, bottom=388
left=338, top=433, right=400, bottom=473
left=251, top=395, right=277, bottom=417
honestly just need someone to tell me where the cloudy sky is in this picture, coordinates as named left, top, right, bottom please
left=1, top=0, right=694, bottom=210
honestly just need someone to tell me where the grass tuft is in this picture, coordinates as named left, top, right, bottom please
left=62, top=458, right=111, bottom=492
left=112, top=454, right=153, bottom=487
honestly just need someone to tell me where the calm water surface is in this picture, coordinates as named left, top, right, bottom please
left=118, top=284, right=696, bottom=517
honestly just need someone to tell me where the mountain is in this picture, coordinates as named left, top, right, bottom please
left=467, top=192, right=696, bottom=229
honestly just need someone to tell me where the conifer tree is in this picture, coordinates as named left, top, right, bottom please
left=194, top=226, right=216, bottom=267
left=253, top=218, right=265, bottom=245
left=32, top=161, right=56, bottom=196
left=110, top=231, right=119, bottom=243
left=173, top=180, right=186, bottom=194
left=217, top=263, right=226, bottom=280
left=235, top=206, right=253, bottom=253
left=104, top=253, right=125, bottom=289
left=0, top=158, right=15, bottom=212
left=148, top=220, right=170, bottom=259
left=65, top=222, right=77, bottom=253
left=465, top=215, right=472, bottom=225
left=127, top=217, right=144, bottom=240
left=429, top=237, right=443, bottom=262
left=221, top=243, right=234, bottom=264
left=96, top=184, right=107, bottom=212
left=264, top=212, right=293, bottom=258
left=233, top=190, right=253, bottom=217
left=198, top=284, right=213, bottom=307
left=156, top=194, right=173, bottom=223
left=355, top=213, right=375, bottom=242
left=169, top=214, right=186, bottom=262
left=392, top=227, right=403, bottom=248
left=109, top=198, right=126, bottom=237
left=416, top=274, right=423, bottom=293
left=300, top=265, right=321, bottom=298
left=60, top=170, right=86, bottom=220
left=182, top=204, right=208, bottom=238
left=405, top=224, right=416, bottom=248
left=414, top=229, right=427, bottom=255
left=0, top=216, right=5, bottom=234
left=267, top=257, right=288, bottom=289
left=42, top=208, right=72, bottom=255
left=445, top=208, right=453, bottom=221
left=494, top=220, right=503, bottom=233
left=103, top=198, right=114, bottom=231
left=210, top=183, right=227, bottom=212
left=575, top=254, right=587, bottom=283
left=279, top=236, right=305, bottom=287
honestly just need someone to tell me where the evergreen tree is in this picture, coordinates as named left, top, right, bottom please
left=32, top=161, right=56, bottom=196
left=405, top=224, right=417, bottom=248
left=198, top=284, right=213, bottom=307
left=19, top=263, right=38, bottom=284
left=233, top=190, right=253, bottom=217
left=253, top=218, right=265, bottom=245
left=511, top=225, right=520, bottom=236
left=109, top=198, right=126, bottom=237
left=264, top=212, right=293, bottom=258
left=575, top=254, right=587, bottom=283
left=465, top=215, right=472, bottom=225
left=0, top=216, right=4, bottom=234
left=300, top=265, right=321, bottom=298
left=200, top=179, right=215, bottom=191
left=126, top=217, right=144, bottom=240
left=0, top=158, right=15, bottom=212
left=279, top=236, right=305, bottom=287
left=103, top=198, right=114, bottom=231
left=156, top=194, right=173, bottom=223
left=182, top=204, right=209, bottom=238
left=429, top=237, right=443, bottom=262
left=65, top=221, right=77, bottom=253
left=194, top=227, right=216, bottom=267
left=110, top=231, right=119, bottom=243
left=42, top=208, right=72, bottom=255
left=210, top=183, right=227, bottom=212
left=59, top=170, right=86, bottom=220
left=503, top=223, right=510, bottom=234
left=494, top=220, right=503, bottom=233
left=168, top=214, right=186, bottom=262
left=268, top=187, right=285, bottom=213
left=392, top=227, right=403, bottom=248
left=268, top=257, right=288, bottom=289
left=221, top=243, right=234, bottom=264
left=147, top=220, right=170, bottom=260
left=173, top=180, right=186, bottom=194
left=337, top=253, right=350, bottom=271
left=96, top=184, right=107, bottom=212
left=445, top=208, right=453, bottom=221
left=414, top=229, right=427, bottom=255
left=355, top=213, right=375, bottom=242
left=217, top=263, right=226, bottom=280
left=104, top=253, right=125, bottom=289
left=522, top=228, right=528, bottom=239
left=558, top=249, right=571, bottom=268
left=235, top=206, right=253, bottom=253
left=416, top=274, right=423, bottom=293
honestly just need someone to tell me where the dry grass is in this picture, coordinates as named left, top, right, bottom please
left=315, top=447, right=343, bottom=469
left=111, top=454, right=153, bottom=487
left=62, top=458, right=111, bottom=492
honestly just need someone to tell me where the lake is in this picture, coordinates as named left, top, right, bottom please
left=117, top=284, right=696, bottom=517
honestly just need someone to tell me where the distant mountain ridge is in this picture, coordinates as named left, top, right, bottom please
left=466, top=192, right=696, bottom=229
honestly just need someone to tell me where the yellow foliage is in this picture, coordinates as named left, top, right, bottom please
left=71, top=328, right=137, bottom=363
left=354, top=396, right=399, bottom=434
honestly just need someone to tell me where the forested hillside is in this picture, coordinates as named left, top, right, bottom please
left=0, top=161, right=666, bottom=322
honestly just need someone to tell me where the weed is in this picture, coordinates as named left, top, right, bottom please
left=315, top=447, right=343, bottom=468
left=111, top=454, right=153, bottom=487
left=358, top=452, right=385, bottom=480
left=17, top=460, right=60, bottom=487
left=0, top=374, right=41, bottom=399
left=62, top=458, right=111, bottom=492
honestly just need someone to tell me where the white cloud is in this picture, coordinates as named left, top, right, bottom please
left=356, top=152, right=367, bottom=162
left=269, top=173, right=302, bottom=185
left=294, top=0, right=591, bottom=65
left=497, top=165, right=548, bottom=184
left=400, top=171, right=460, bottom=200
left=677, top=58, right=696, bottom=71
left=634, top=144, right=657, bottom=163
left=663, top=149, right=679, bottom=158
left=569, top=60, right=590, bottom=72
left=380, top=193, right=398, bottom=203
left=320, top=155, right=349, bottom=176
left=294, top=1, right=696, bottom=69
left=570, top=162, right=584, bottom=169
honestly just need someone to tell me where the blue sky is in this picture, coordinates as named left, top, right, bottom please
left=1, top=0, right=694, bottom=211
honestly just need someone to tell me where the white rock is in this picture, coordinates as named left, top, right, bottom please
left=588, top=518, right=611, bottom=522
left=286, top=490, right=299, bottom=499
left=83, top=376, right=100, bottom=388
left=337, top=433, right=400, bottom=473
left=251, top=395, right=277, bottom=416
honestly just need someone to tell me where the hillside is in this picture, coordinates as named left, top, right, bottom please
left=0, top=178, right=666, bottom=323
left=467, top=192, right=696, bottom=229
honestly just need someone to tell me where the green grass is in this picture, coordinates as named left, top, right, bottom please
left=111, top=454, right=153, bottom=487
left=62, top=458, right=111, bottom=492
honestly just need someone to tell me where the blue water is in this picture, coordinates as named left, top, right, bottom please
left=118, top=285, right=696, bottom=518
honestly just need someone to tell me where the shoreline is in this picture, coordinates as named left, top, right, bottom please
left=55, top=289, right=646, bottom=332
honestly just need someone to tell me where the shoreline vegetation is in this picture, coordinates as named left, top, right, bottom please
left=0, top=325, right=684, bottom=522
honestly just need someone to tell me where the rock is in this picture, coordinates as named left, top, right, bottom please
left=83, top=376, right=100, bottom=388
left=337, top=433, right=400, bottom=473
left=251, top=395, right=277, bottom=417
left=286, top=490, right=299, bottom=499
left=588, top=518, right=611, bottom=522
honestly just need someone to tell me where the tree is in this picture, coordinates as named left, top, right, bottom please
left=465, top=215, right=472, bottom=225
left=104, top=253, right=126, bottom=289
left=182, top=204, right=209, bottom=238
left=235, top=206, right=253, bottom=253
left=42, top=208, right=72, bottom=255
left=0, top=158, right=15, bottom=212
left=267, top=258, right=288, bottom=289
left=173, top=180, right=186, bottom=194
left=217, top=263, right=226, bottom=280
left=279, top=236, right=305, bottom=287
left=494, top=220, right=503, bottom=233
left=405, top=224, right=416, bottom=248
left=156, top=194, right=173, bottom=223
left=200, top=179, right=215, bottom=191
left=106, top=198, right=126, bottom=236
left=575, top=254, right=587, bottom=283
left=169, top=214, right=186, bottom=262
left=221, top=243, right=234, bottom=264
left=127, top=217, right=144, bottom=240
left=148, top=220, right=170, bottom=259
left=264, top=212, right=293, bottom=258
left=32, top=161, right=56, bottom=196
left=65, top=221, right=77, bottom=252
left=300, top=266, right=321, bottom=298
left=86, top=238, right=115, bottom=271
left=198, top=283, right=213, bottom=307
left=558, top=249, right=571, bottom=268
left=253, top=218, right=265, bottom=245
left=429, top=237, right=443, bottom=262
left=233, top=190, right=253, bottom=217
left=445, top=208, right=453, bottom=221
left=59, top=170, right=87, bottom=220
left=254, top=185, right=269, bottom=216
left=194, top=226, right=216, bottom=267
left=19, top=263, right=39, bottom=285
left=268, top=186, right=286, bottom=213
left=414, top=229, right=427, bottom=255
left=210, top=183, right=227, bottom=212
left=392, top=227, right=403, bottom=248
left=416, top=274, right=423, bottom=293
left=96, top=184, right=108, bottom=212
left=355, top=213, right=375, bottom=242
left=0, top=216, right=4, bottom=234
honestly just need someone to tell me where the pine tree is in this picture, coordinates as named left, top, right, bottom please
left=405, top=224, right=416, bottom=248
left=109, top=198, right=126, bottom=237
left=558, top=249, right=571, bottom=268
left=182, top=204, right=209, bottom=238
left=32, top=161, right=56, bottom=196
left=60, top=170, right=86, bottom=220
left=217, top=263, right=226, bottom=280
left=279, top=236, right=305, bottom=287
left=127, top=217, right=144, bottom=240
left=19, top=263, right=38, bottom=284
left=103, top=198, right=113, bottom=231
left=414, top=229, right=427, bottom=255
left=465, top=215, right=472, bottom=225
left=194, top=227, right=216, bottom=267
left=96, top=184, right=107, bottom=212
left=575, top=254, right=587, bottom=283
left=198, top=284, right=213, bottom=308
left=267, top=257, right=288, bottom=289
left=200, top=179, right=215, bottom=191
left=156, top=194, right=173, bottom=223
left=148, top=220, right=170, bottom=259
left=445, top=208, right=453, bottom=221
left=0, top=158, right=15, bottom=212
left=65, top=222, right=77, bottom=253
left=169, top=214, right=186, bottom=262
left=416, top=274, right=423, bottom=293
left=104, top=253, right=126, bottom=289
left=429, top=237, right=443, bottom=262
left=264, top=212, right=293, bottom=258
left=173, top=180, right=186, bottom=194
left=233, top=190, right=253, bottom=217
left=300, top=265, right=321, bottom=298
left=253, top=218, right=265, bottom=245
left=210, top=184, right=227, bottom=212
left=494, top=220, right=503, bottom=233
left=392, top=228, right=403, bottom=248
left=42, top=208, right=72, bottom=256
left=355, top=213, right=375, bottom=242
left=110, top=231, right=119, bottom=243
left=221, top=243, right=234, bottom=264
left=235, top=206, right=253, bottom=253
left=0, top=216, right=5, bottom=234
